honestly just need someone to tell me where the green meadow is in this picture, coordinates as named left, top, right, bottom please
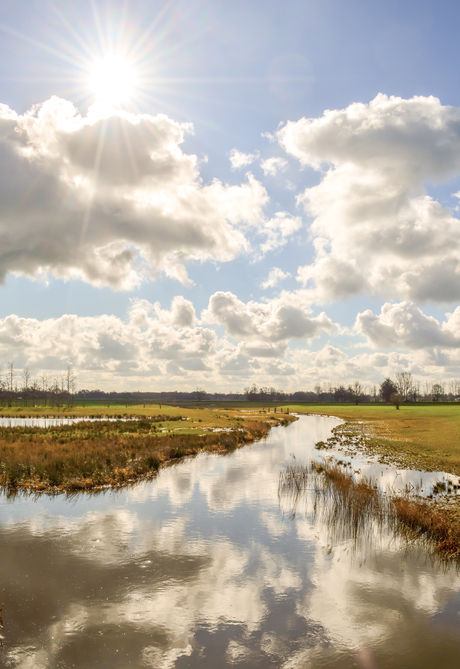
left=286, top=403, right=460, bottom=476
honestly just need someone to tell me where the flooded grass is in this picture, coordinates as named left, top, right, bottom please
left=0, top=410, right=295, bottom=493
left=279, top=459, right=460, bottom=560
left=285, top=403, right=460, bottom=476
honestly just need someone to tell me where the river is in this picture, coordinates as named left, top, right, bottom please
left=1, top=415, right=460, bottom=668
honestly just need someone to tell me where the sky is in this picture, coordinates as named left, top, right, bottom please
left=1, top=0, right=460, bottom=393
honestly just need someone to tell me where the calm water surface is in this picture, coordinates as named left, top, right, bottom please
left=1, top=415, right=460, bottom=668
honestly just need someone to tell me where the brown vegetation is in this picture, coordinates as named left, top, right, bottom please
left=0, top=417, right=278, bottom=493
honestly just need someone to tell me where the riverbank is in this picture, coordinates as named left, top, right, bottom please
left=0, top=406, right=296, bottom=493
left=286, top=403, right=460, bottom=476
left=286, top=404, right=460, bottom=554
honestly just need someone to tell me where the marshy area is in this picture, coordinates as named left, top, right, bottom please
left=3, top=413, right=460, bottom=668
left=288, top=402, right=460, bottom=476
left=279, top=458, right=460, bottom=561
left=0, top=404, right=295, bottom=492
left=276, top=403, right=460, bottom=561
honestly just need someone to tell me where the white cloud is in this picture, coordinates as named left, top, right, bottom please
left=0, top=98, right=293, bottom=290
left=260, top=157, right=288, bottom=176
left=202, top=291, right=335, bottom=345
left=261, top=131, right=276, bottom=143
left=228, top=148, right=259, bottom=170
left=308, top=344, right=347, bottom=368
left=4, top=296, right=460, bottom=389
left=0, top=298, right=214, bottom=377
left=261, top=267, right=291, bottom=289
left=258, top=212, right=302, bottom=253
left=278, top=94, right=460, bottom=304
left=355, top=301, right=460, bottom=349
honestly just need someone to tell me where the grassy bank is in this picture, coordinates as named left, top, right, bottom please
left=284, top=403, right=460, bottom=476
left=0, top=405, right=295, bottom=492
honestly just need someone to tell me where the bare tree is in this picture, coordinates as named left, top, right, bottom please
left=7, top=361, right=14, bottom=393
left=409, top=379, right=419, bottom=402
left=21, top=365, right=31, bottom=391
left=350, top=380, right=364, bottom=404
left=66, top=365, right=77, bottom=398
left=195, top=387, right=206, bottom=402
left=395, top=372, right=413, bottom=400
left=447, top=379, right=460, bottom=400
left=423, top=380, right=431, bottom=401
left=40, top=372, right=49, bottom=393
left=431, top=382, right=445, bottom=402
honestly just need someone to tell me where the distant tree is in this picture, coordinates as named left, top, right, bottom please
left=350, top=380, right=364, bottom=405
left=195, top=387, right=207, bottom=402
left=410, top=380, right=420, bottom=402
left=21, top=365, right=31, bottom=391
left=7, top=361, right=14, bottom=393
left=380, top=378, right=397, bottom=403
left=431, top=383, right=444, bottom=402
left=395, top=372, right=413, bottom=400
left=390, top=392, right=403, bottom=410
left=334, top=385, right=351, bottom=402
left=66, top=365, right=77, bottom=396
left=244, top=384, right=258, bottom=401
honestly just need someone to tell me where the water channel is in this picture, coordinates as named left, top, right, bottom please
left=1, top=415, right=460, bottom=668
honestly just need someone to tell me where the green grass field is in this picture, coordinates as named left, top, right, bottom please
left=285, top=403, right=460, bottom=475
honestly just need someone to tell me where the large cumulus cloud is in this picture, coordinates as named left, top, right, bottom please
left=355, top=301, right=460, bottom=349
left=0, top=297, right=214, bottom=377
left=278, top=94, right=460, bottom=304
left=0, top=291, right=340, bottom=389
left=5, top=296, right=460, bottom=389
left=0, top=97, right=298, bottom=289
left=202, top=291, right=335, bottom=356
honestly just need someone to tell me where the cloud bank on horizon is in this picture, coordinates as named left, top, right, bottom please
left=2, top=92, right=460, bottom=391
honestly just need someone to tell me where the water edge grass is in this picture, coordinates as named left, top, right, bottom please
left=279, top=459, right=460, bottom=560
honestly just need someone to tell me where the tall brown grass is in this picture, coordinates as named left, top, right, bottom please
left=0, top=419, right=271, bottom=492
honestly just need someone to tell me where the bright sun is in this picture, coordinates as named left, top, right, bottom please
left=89, top=55, right=137, bottom=105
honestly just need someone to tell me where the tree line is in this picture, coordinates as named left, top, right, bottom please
left=0, top=364, right=457, bottom=405
left=245, top=373, right=460, bottom=404
left=0, top=362, right=77, bottom=405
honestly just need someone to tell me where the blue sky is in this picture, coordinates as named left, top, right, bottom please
left=1, top=0, right=460, bottom=392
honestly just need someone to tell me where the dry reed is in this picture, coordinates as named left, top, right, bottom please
left=0, top=419, right=271, bottom=492
left=279, top=459, right=460, bottom=560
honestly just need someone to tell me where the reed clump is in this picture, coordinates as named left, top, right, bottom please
left=279, top=460, right=460, bottom=560
left=392, top=496, right=460, bottom=555
left=0, top=419, right=273, bottom=492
